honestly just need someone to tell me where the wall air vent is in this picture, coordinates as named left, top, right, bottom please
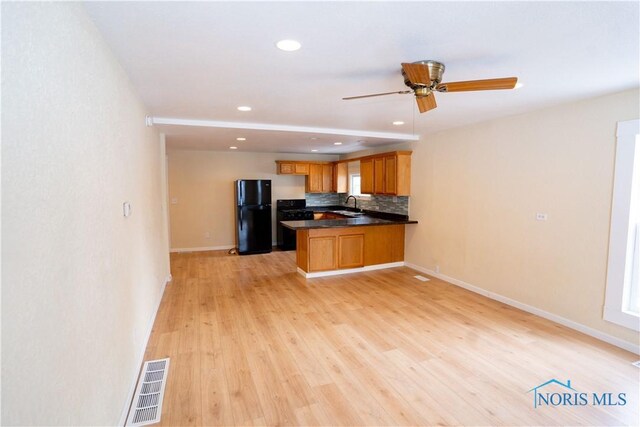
left=126, top=358, right=170, bottom=426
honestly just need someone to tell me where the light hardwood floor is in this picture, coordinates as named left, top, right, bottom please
left=142, top=250, right=639, bottom=426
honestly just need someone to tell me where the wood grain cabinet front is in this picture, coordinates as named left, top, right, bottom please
left=308, top=236, right=337, bottom=272
left=276, top=161, right=309, bottom=175
left=333, top=162, right=348, bottom=193
left=306, top=163, right=333, bottom=193
left=360, top=159, right=374, bottom=194
left=295, top=163, right=309, bottom=174
left=337, top=234, right=364, bottom=269
left=278, top=162, right=295, bottom=174
left=297, top=225, right=404, bottom=274
left=359, top=152, right=411, bottom=196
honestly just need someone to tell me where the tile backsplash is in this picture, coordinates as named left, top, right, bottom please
left=340, top=194, right=409, bottom=216
left=304, top=193, right=340, bottom=206
left=305, top=193, right=409, bottom=216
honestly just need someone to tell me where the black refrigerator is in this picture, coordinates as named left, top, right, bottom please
left=235, top=180, right=272, bottom=255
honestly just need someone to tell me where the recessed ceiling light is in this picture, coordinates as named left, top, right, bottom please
left=392, top=121, right=405, bottom=126
left=515, top=82, right=524, bottom=89
left=237, top=106, right=252, bottom=112
left=310, top=137, right=318, bottom=140
left=311, top=149, right=318, bottom=152
left=229, top=146, right=238, bottom=150
left=276, top=39, right=301, bottom=51
left=236, top=137, right=246, bottom=141
left=334, top=142, right=342, bottom=145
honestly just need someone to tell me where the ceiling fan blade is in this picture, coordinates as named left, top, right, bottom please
left=416, top=94, right=437, bottom=113
left=342, top=90, right=411, bottom=100
left=401, top=62, right=431, bottom=86
left=436, top=77, right=518, bottom=92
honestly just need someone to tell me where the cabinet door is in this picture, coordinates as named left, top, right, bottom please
left=334, top=162, right=348, bottom=193
left=373, top=157, right=385, bottom=194
left=322, top=164, right=333, bottom=193
left=295, top=163, right=309, bottom=175
left=338, top=234, right=364, bottom=269
left=360, top=159, right=374, bottom=194
left=309, top=236, right=337, bottom=272
left=384, top=155, right=397, bottom=194
left=306, top=164, right=323, bottom=192
left=279, top=162, right=294, bottom=174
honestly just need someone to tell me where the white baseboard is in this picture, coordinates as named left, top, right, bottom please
left=170, top=245, right=234, bottom=253
left=118, top=275, right=171, bottom=426
left=404, top=262, right=640, bottom=355
left=170, top=242, right=278, bottom=253
left=299, top=261, right=405, bottom=278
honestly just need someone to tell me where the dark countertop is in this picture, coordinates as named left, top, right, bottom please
left=281, top=205, right=418, bottom=230
left=307, top=205, right=411, bottom=221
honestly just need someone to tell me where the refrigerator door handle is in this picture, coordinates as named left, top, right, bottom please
left=240, top=208, right=243, bottom=230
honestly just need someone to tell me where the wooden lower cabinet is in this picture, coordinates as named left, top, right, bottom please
left=337, top=234, right=364, bottom=269
left=308, top=236, right=337, bottom=272
left=296, top=225, right=404, bottom=273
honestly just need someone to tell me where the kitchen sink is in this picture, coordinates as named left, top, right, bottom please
left=330, top=210, right=366, bottom=217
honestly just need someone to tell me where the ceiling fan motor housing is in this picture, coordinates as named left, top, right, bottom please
left=402, top=60, right=445, bottom=90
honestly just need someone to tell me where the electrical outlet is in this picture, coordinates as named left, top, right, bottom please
left=204, top=231, right=211, bottom=239
left=171, top=197, right=178, bottom=205
left=435, top=265, right=440, bottom=274
left=536, top=213, right=548, bottom=221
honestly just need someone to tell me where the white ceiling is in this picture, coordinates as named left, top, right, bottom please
left=84, top=1, right=639, bottom=154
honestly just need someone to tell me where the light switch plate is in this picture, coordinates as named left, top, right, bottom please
left=123, top=202, right=132, bottom=217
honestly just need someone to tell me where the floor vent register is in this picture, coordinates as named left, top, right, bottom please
left=126, top=358, right=170, bottom=426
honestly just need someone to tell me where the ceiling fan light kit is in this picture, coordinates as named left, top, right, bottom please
left=343, top=59, right=518, bottom=114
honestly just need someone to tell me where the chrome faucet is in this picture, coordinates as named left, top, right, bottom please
left=345, top=195, right=358, bottom=211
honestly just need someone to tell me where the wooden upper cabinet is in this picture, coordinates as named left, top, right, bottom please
left=277, top=161, right=309, bottom=175
left=278, top=151, right=410, bottom=195
left=278, top=162, right=295, bottom=174
left=305, top=163, right=333, bottom=193
left=359, top=151, right=411, bottom=196
left=333, top=162, right=348, bottom=193
left=394, top=152, right=411, bottom=196
left=384, top=155, right=397, bottom=194
left=306, top=164, right=324, bottom=192
left=322, top=164, right=333, bottom=193
left=373, top=157, right=385, bottom=194
left=295, top=163, right=309, bottom=174
left=360, top=159, right=374, bottom=194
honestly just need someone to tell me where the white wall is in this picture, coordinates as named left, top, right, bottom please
left=402, top=89, right=640, bottom=348
left=167, top=149, right=338, bottom=250
left=2, top=3, right=170, bottom=425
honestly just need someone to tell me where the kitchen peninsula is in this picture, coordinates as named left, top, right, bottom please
left=281, top=209, right=417, bottom=278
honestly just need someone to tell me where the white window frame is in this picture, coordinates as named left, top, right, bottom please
left=603, top=119, right=640, bottom=331
left=349, top=173, right=370, bottom=199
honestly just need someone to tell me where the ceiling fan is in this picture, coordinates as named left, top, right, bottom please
left=343, top=60, right=518, bottom=113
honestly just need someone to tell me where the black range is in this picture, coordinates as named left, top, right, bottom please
left=276, top=199, right=314, bottom=250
